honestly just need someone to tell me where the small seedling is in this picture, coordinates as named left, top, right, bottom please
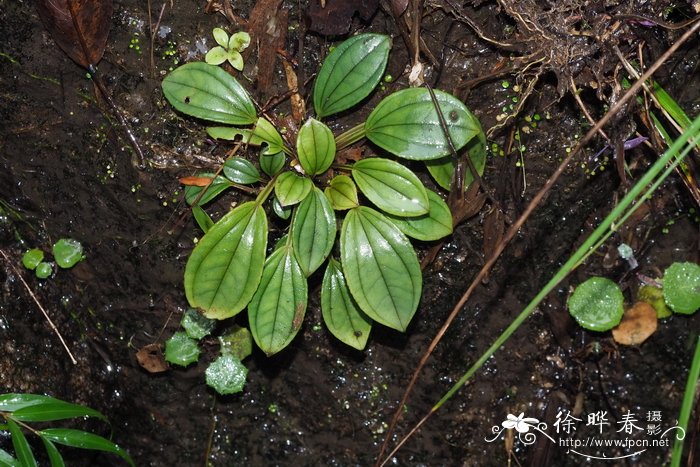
left=21, top=238, right=85, bottom=279
left=205, top=28, right=250, bottom=71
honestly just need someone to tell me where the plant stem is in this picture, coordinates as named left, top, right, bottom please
left=255, top=175, right=279, bottom=206
left=335, top=122, right=366, bottom=151
left=671, top=335, right=700, bottom=467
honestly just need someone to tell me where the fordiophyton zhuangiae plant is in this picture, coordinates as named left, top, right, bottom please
left=160, top=33, right=486, bottom=384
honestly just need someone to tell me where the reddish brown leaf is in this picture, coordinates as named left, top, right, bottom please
left=179, top=176, right=215, bottom=187
left=36, top=0, right=113, bottom=69
left=612, top=302, right=658, bottom=346
left=136, top=343, right=169, bottom=373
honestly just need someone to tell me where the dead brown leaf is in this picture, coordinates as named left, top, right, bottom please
left=612, top=301, right=657, bottom=346
left=136, top=343, right=169, bottom=373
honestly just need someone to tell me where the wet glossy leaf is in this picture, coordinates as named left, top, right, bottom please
left=425, top=122, right=487, bottom=190
left=181, top=308, right=216, bottom=340
left=386, top=189, right=453, bottom=241
left=185, top=201, right=267, bottom=319
left=260, top=151, right=286, bottom=177
left=272, top=196, right=293, bottom=220
left=568, top=277, right=624, bottom=332
left=0, top=394, right=58, bottom=412
left=11, top=399, right=105, bottom=423
left=8, top=419, right=36, bottom=467
left=252, top=117, right=286, bottom=155
left=205, top=354, right=248, bottom=395
left=192, top=205, right=214, bottom=233
left=275, top=172, right=313, bottom=206
left=321, top=259, right=371, bottom=350
left=0, top=449, right=19, bottom=467
left=22, top=249, right=44, bottom=270
left=291, top=188, right=336, bottom=276
left=352, top=158, right=428, bottom=216
left=162, top=62, right=257, bottom=125
left=314, top=34, right=391, bottom=118
left=218, top=325, right=253, bottom=360
left=365, top=88, right=481, bottom=160
left=40, top=429, right=134, bottom=467
left=297, top=118, right=336, bottom=176
left=35, top=262, right=53, bottom=279
left=164, top=331, right=200, bottom=366
left=325, top=174, right=359, bottom=210
left=637, top=285, right=672, bottom=318
left=248, top=245, right=308, bottom=355
left=184, top=174, right=232, bottom=206
left=205, top=47, right=228, bottom=66
left=40, top=437, right=65, bottom=467
left=52, top=239, right=84, bottom=269
left=213, top=28, right=229, bottom=48
left=341, top=206, right=421, bottom=331
left=223, top=157, right=261, bottom=184
left=664, top=262, right=700, bottom=314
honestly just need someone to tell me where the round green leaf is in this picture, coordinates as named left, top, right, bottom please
left=205, top=47, right=228, bottom=66
left=275, top=172, right=313, bottom=206
left=35, top=262, right=53, bottom=279
left=212, top=28, right=229, bottom=48
left=218, top=325, right=253, bottom=360
left=205, top=354, right=248, bottom=395
left=297, top=118, right=336, bottom=176
left=314, top=34, right=391, bottom=118
left=291, top=187, right=336, bottom=276
left=22, top=249, right=44, bottom=270
left=663, top=262, right=700, bottom=314
left=385, top=189, right=453, bottom=241
left=260, top=151, right=286, bottom=177
left=227, top=51, right=244, bottom=71
left=365, top=88, right=481, bottom=160
left=164, top=331, right=200, bottom=367
left=52, top=238, right=84, bottom=269
left=229, top=32, right=251, bottom=52
left=181, top=308, right=216, bottom=340
left=567, top=277, right=624, bottom=332
left=162, top=62, right=257, bottom=125
left=184, top=201, right=268, bottom=319
left=184, top=174, right=232, bottom=206
left=248, top=245, right=308, bottom=355
left=340, top=206, right=422, bottom=331
left=321, top=259, right=372, bottom=350
left=352, top=158, right=428, bottom=216
left=223, top=157, right=261, bottom=184
left=425, top=122, right=487, bottom=190
left=325, top=174, right=359, bottom=210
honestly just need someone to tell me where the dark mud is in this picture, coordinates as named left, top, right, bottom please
left=1, top=0, right=699, bottom=465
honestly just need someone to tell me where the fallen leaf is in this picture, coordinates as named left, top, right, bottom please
left=136, top=343, right=169, bottom=373
left=179, top=176, right=215, bottom=187
left=612, top=301, right=657, bottom=346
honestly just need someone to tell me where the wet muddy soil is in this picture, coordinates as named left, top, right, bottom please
left=1, top=0, right=699, bottom=465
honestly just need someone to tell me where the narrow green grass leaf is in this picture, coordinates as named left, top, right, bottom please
left=40, top=429, right=134, bottom=467
left=365, top=88, right=481, bottom=160
left=12, top=400, right=106, bottom=423
left=275, top=172, right=313, bottom=206
left=8, top=419, right=36, bottom=467
left=162, top=62, right=256, bottom=125
left=40, top=437, right=65, bottom=467
left=185, top=202, right=267, bottom=319
left=341, top=207, right=422, bottom=331
left=352, top=158, right=428, bottom=216
left=0, top=394, right=56, bottom=412
left=297, top=118, right=336, bottom=176
left=248, top=245, right=308, bottom=355
left=291, top=188, right=336, bottom=276
left=386, top=189, right=453, bottom=241
left=321, top=259, right=372, bottom=350
left=0, top=448, right=20, bottom=467
left=314, top=34, right=391, bottom=118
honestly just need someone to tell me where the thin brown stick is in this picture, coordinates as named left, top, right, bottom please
left=0, top=250, right=78, bottom=365
left=376, top=18, right=700, bottom=465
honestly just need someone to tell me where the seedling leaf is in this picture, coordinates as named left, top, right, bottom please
left=218, top=325, right=253, bottom=360
left=181, top=308, right=216, bottom=340
left=340, top=206, right=421, bottom=331
left=185, top=201, right=268, bottom=319
left=22, top=249, right=44, bottom=270
left=164, top=331, right=200, bottom=366
left=162, top=62, right=257, bottom=125
left=205, top=354, right=248, bottom=395
left=365, top=88, right=481, bottom=160
left=664, top=262, right=700, bottom=314
left=314, top=34, right=391, bottom=118
left=568, top=277, right=624, bottom=332
left=291, top=187, right=336, bottom=276
left=52, top=239, right=84, bottom=269
left=352, top=158, right=429, bottom=216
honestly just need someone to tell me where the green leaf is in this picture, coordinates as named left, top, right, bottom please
left=425, top=122, right=487, bottom=190
left=52, top=239, right=84, bottom=269
left=162, top=62, right=257, bottom=125
left=223, top=157, right=261, bottom=184
left=218, top=325, right=253, bottom=360
left=0, top=448, right=20, bottom=467
left=340, top=206, right=422, bottom=331
left=185, top=201, right=267, bottom=319
left=164, top=331, right=200, bottom=366
left=568, top=277, right=624, bottom=331
left=229, top=32, right=251, bottom=52
left=181, top=308, right=216, bottom=340
left=351, top=158, right=428, bottom=216
left=35, top=262, right=53, bottom=279
left=205, top=354, right=248, bottom=395
left=248, top=245, right=308, bottom=355
left=291, top=188, right=336, bottom=276
left=192, top=205, right=214, bottom=232
left=272, top=196, right=293, bottom=220
left=227, top=51, right=244, bottom=71
left=637, top=285, right=672, bottom=319
left=8, top=419, right=36, bottom=467
left=664, top=262, right=700, bottom=314
left=314, top=34, right=391, bottom=118
left=275, top=172, right=313, bottom=206
left=40, top=429, right=134, bottom=467
left=22, top=249, right=44, bottom=270
left=0, top=394, right=55, bottom=412
left=365, top=88, right=481, bottom=160
left=321, top=259, right=372, bottom=350
left=324, top=175, right=359, bottom=210
left=260, top=151, right=285, bottom=177
left=40, top=437, right=65, bottom=467
left=11, top=400, right=106, bottom=423
left=386, top=189, right=453, bottom=241
left=297, top=118, right=336, bottom=176
left=184, top=174, right=232, bottom=206
left=213, top=28, right=229, bottom=48
left=252, top=118, right=286, bottom=155
left=205, top=47, right=228, bottom=66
